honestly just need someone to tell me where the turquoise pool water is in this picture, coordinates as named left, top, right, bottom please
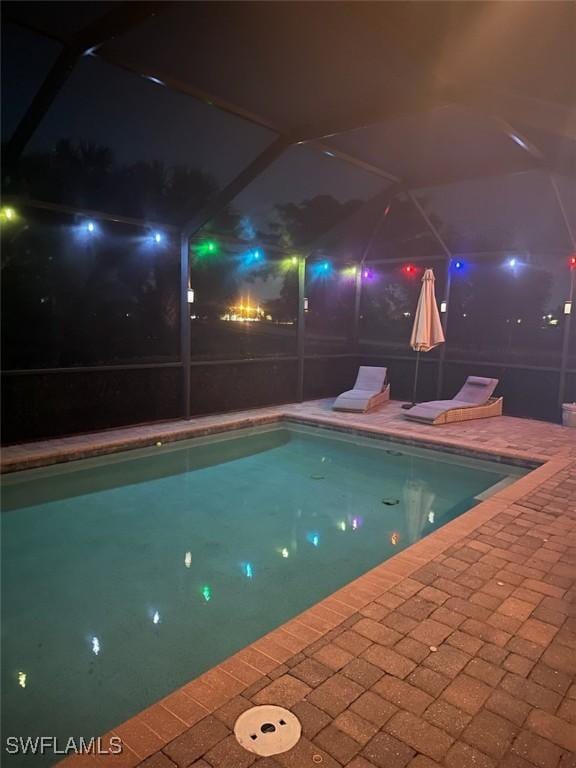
left=1, top=424, right=526, bottom=765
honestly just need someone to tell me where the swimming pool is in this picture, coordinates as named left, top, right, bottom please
left=1, top=423, right=527, bottom=765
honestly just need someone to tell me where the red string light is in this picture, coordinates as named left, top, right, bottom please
left=570, top=255, right=576, bottom=269
left=403, top=264, right=415, bottom=275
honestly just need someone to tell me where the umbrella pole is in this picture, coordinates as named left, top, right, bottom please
left=412, top=350, right=421, bottom=405
left=402, top=349, right=421, bottom=409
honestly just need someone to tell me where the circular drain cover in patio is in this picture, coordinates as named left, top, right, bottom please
left=234, top=705, right=301, bottom=756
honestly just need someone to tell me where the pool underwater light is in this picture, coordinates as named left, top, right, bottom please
left=241, top=562, right=254, bottom=579
left=201, top=585, right=212, bottom=602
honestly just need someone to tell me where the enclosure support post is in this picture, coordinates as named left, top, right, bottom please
left=179, top=135, right=289, bottom=413
left=296, top=256, right=306, bottom=402
left=352, top=267, right=363, bottom=352
left=550, top=175, right=576, bottom=409
left=558, top=270, right=575, bottom=409
left=407, top=192, right=454, bottom=397
left=180, top=232, right=192, bottom=419
left=436, top=261, right=453, bottom=398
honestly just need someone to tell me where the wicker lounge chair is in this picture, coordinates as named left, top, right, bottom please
left=404, top=376, right=502, bottom=425
left=333, top=366, right=390, bottom=413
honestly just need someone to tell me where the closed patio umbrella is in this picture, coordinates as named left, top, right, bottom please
left=403, top=268, right=445, bottom=409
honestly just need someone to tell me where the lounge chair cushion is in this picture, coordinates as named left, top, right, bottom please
left=454, top=376, right=498, bottom=405
left=354, top=366, right=387, bottom=392
left=405, top=376, right=499, bottom=423
left=404, top=400, right=474, bottom=423
left=333, top=366, right=388, bottom=412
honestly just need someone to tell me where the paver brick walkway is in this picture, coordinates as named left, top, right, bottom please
left=135, top=461, right=575, bottom=768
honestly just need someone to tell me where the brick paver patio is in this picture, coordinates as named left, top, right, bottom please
left=127, top=462, right=576, bottom=768
left=3, top=400, right=575, bottom=768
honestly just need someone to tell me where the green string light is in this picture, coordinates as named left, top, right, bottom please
left=194, top=239, right=219, bottom=258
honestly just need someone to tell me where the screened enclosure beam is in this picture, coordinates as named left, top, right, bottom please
left=291, top=95, right=455, bottom=145
left=300, top=185, right=400, bottom=261
left=470, top=88, right=576, bottom=144
left=5, top=48, right=79, bottom=166
left=406, top=193, right=453, bottom=261
left=182, top=136, right=290, bottom=238
left=550, top=174, right=576, bottom=409
left=351, top=197, right=396, bottom=349
left=100, top=50, right=283, bottom=135
left=296, top=256, right=306, bottom=402
left=312, top=144, right=401, bottom=183
left=180, top=231, right=192, bottom=419
left=399, top=161, right=543, bottom=193
left=550, top=175, right=576, bottom=251
left=1, top=196, right=179, bottom=233
left=91, top=53, right=403, bottom=183
left=5, top=3, right=162, bottom=165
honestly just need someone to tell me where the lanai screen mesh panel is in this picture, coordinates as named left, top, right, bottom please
left=189, top=146, right=385, bottom=360
left=10, top=54, right=275, bottom=222
left=1, top=23, right=62, bottom=141
left=413, top=171, right=574, bottom=255
left=358, top=259, right=447, bottom=358
left=1, top=206, right=180, bottom=369
left=325, top=105, right=534, bottom=188
left=444, top=252, right=568, bottom=369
